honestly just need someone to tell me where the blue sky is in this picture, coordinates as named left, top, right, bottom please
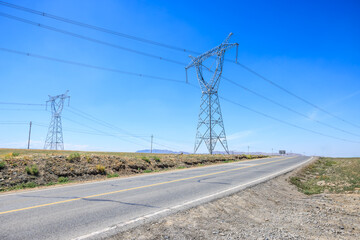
left=0, top=0, right=359, bottom=157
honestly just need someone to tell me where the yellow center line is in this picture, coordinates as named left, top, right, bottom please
left=0, top=156, right=297, bottom=215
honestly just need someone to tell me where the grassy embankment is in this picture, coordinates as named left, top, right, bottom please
left=0, top=148, right=267, bottom=192
left=290, top=157, right=360, bottom=195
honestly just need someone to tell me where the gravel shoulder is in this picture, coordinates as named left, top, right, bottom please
left=108, top=158, right=360, bottom=240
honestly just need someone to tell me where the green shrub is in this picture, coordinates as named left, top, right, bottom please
left=107, top=173, right=119, bottom=178
left=153, top=156, right=161, bottom=162
left=142, top=156, right=150, bottom=163
left=31, top=165, right=39, bottom=176
left=143, top=169, right=152, bottom=173
left=58, top=176, right=69, bottom=183
left=25, top=165, right=39, bottom=176
left=2, top=182, right=38, bottom=191
left=67, top=153, right=81, bottom=162
left=24, top=182, right=37, bottom=188
left=324, top=159, right=336, bottom=166
left=290, top=176, right=302, bottom=188
left=85, top=155, right=92, bottom=163
left=0, top=161, right=6, bottom=169
left=223, top=160, right=234, bottom=163
left=290, top=176, right=323, bottom=195
left=12, top=152, right=20, bottom=157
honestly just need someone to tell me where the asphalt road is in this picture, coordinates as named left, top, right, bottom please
left=0, top=155, right=312, bottom=240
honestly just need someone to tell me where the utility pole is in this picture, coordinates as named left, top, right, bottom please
left=27, top=121, right=32, bottom=149
left=186, top=33, right=238, bottom=155
left=44, top=91, right=70, bottom=150
left=150, top=134, right=153, bottom=153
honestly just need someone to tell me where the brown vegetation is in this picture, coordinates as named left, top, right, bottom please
left=0, top=148, right=267, bottom=192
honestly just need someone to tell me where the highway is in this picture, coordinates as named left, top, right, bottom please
left=0, top=155, right=312, bottom=240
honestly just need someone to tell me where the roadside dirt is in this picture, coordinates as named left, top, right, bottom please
left=0, top=152, right=266, bottom=191
left=108, top=162, right=360, bottom=240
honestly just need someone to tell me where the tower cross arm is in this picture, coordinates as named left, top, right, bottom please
left=185, top=34, right=238, bottom=70
left=219, top=43, right=238, bottom=53
left=44, top=90, right=70, bottom=150
left=187, top=33, right=236, bottom=154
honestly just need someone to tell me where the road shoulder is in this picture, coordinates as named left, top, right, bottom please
left=107, top=157, right=360, bottom=240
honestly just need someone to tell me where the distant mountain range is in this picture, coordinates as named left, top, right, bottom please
left=136, top=149, right=190, bottom=154
left=136, top=149, right=297, bottom=155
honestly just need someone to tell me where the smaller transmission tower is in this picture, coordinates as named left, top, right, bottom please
left=44, top=91, right=70, bottom=150
left=186, top=33, right=238, bottom=154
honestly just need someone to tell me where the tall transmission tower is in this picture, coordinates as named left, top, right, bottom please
left=44, top=91, right=70, bottom=150
left=186, top=33, right=238, bottom=154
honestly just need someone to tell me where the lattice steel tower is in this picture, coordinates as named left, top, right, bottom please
left=186, top=33, right=238, bottom=154
left=44, top=91, right=70, bottom=150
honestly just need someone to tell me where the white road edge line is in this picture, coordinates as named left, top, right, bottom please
left=73, top=156, right=314, bottom=240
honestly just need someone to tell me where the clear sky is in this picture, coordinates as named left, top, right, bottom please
left=0, top=0, right=359, bottom=157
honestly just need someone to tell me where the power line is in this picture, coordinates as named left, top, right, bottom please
left=2, top=8, right=358, bottom=130
left=195, top=63, right=360, bottom=138
left=1, top=94, right=359, bottom=146
left=67, top=107, right=146, bottom=139
left=0, top=101, right=180, bottom=150
left=151, top=135, right=190, bottom=150
left=3, top=44, right=360, bottom=142
left=1, top=1, right=359, bottom=129
left=63, top=115, right=147, bottom=146
left=0, top=9, right=358, bottom=144
left=221, top=76, right=360, bottom=138
left=32, top=121, right=127, bottom=137
left=61, top=115, right=148, bottom=148
left=0, top=121, right=28, bottom=125
left=32, top=122, right=144, bottom=138
left=187, top=82, right=360, bottom=143
left=218, top=95, right=360, bottom=144
left=149, top=138, right=181, bottom=151
left=67, top=107, right=180, bottom=151
left=0, top=1, right=199, bottom=55
left=0, top=48, right=184, bottom=84
left=232, top=61, right=360, bottom=129
left=65, top=108, right=177, bottom=150
left=0, top=12, right=186, bottom=66
left=0, top=108, right=45, bottom=111
left=3, top=45, right=359, bottom=143
left=39, top=113, right=180, bottom=151
left=0, top=101, right=45, bottom=106
left=189, top=83, right=360, bottom=143
left=69, top=107, right=181, bottom=150
left=5, top=45, right=359, bottom=138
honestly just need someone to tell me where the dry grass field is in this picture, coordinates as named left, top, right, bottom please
left=290, top=157, right=360, bottom=194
